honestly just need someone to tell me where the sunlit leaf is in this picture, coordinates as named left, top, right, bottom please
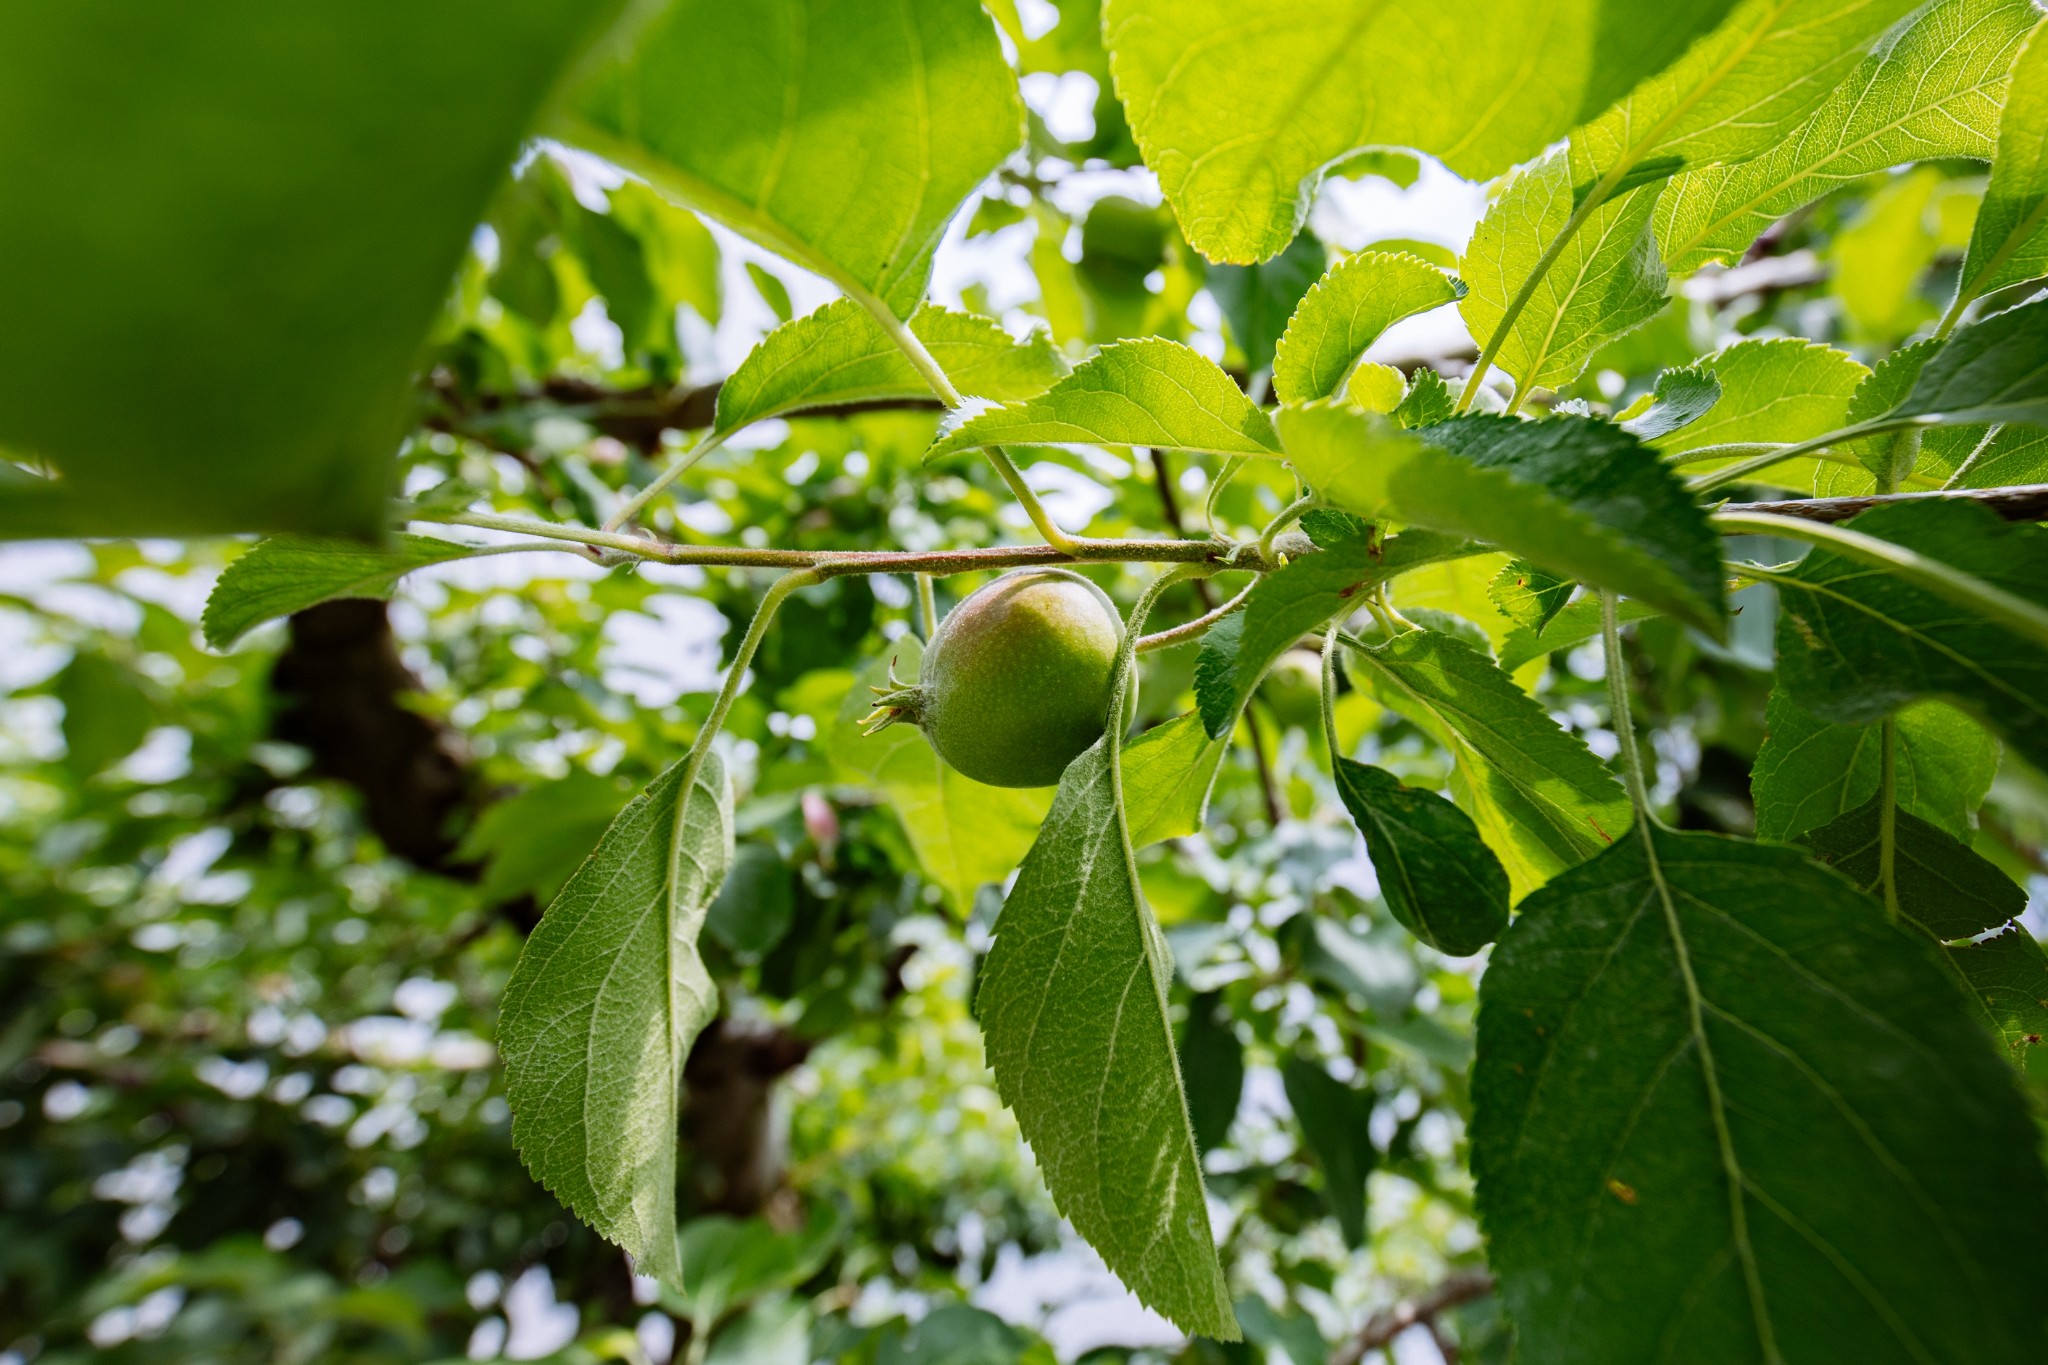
left=1955, top=19, right=2048, bottom=303
left=202, top=535, right=477, bottom=650
left=1123, top=712, right=1229, bottom=846
left=1271, top=252, right=1465, bottom=404
left=1655, top=338, right=1868, bottom=490
left=1618, top=364, right=1722, bottom=440
left=1474, top=827, right=2048, bottom=1364
left=1751, top=690, right=1998, bottom=842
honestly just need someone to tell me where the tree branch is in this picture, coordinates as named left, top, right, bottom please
left=1330, top=1270, right=1496, bottom=1365
left=1717, top=483, right=2048, bottom=525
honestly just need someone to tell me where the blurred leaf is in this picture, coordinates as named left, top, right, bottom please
left=1352, top=629, right=1631, bottom=897
left=612, top=180, right=722, bottom=326
left=1299, top=915, right=1418, bottom=1016
left=1617, top=364, right=1721, bottom=440
left=827, top=641, right=1048, bottom=911
left=1281, top=407, right=1726, bottom=633
left=1332, top=760, right=1510, bottom=956
left=202, top=535, right=476, bottom=650
left=457, top=771, right=632, bottom=906
left=927, top=338, right=1279, bottom=460
left=1271, top=251, right=1464, bottom=404
left=1123, top=712, right=1229, bottom=846
left=500, top=753, right=734, bottom=1289
left=706, top=842, right=797, bottom=957
left=1799, top=795, right=2022, bottom=940
left=1281, top=1056, right=1376, bottom=1247
left=1832, top=167, right=1949, bottom=339
left=1178, top=991, right=1244, bottom=1154
left=0, top=0, right=625, bottom=538
left=977, top=607, right=1236, bottom=1339
left=716, top=299, right=1067, bottom=436
left=675, top=1208, right=841, bottom=1327
left=1208, top=229, right=1326, bottom=375
left=704, top=1295, right=810, bottom=1365
left=1751, top=690, right=1997, bottom=842
left=1474, top=827, right=2048, bottom=1364
left=1955, top=20, right=2048, bottom=302
left=55, top=653, right=155, bottom=778
left=1658, top=0, right=2031, bottom=270
left=561, top=0, right=1022, bottom=319
left=1774, top=499, right=2048, bottom=770
left=746, top=262, right=794, bottom=325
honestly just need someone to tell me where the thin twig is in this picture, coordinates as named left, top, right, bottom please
left=1135, top=578, right=1255, bottom=653
left=1330, top=1270, right=1496, bottom=1365
left=1718, top=483, right=2048, bottom=525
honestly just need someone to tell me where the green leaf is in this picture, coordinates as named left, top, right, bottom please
left=1271, top=252, right=1465, bottom=404
left=1572, top=0, right=1925, bottom=190
left=715, top=299, right=1068, bottom=436
left=827, top=641, right=1049, bottom=912
left=1656, top=338, right=1869, bottom=490
left=1332, top=760, right=1511, bottom=956
left=1299, top=914, right=1420, bottom=1016
left=612, top=180, right=722, bottom=327
left=976, top=629, right=1238, bottom=1340
left=1496, top=594, right=1658, bottom=674
left=1178, top=992, right=1244, bottom=1154
left=926, top=339, right=1280, bottom=461
left=1751, top=690, right=1998, bottom=842
left=1887, top=296, right=2048, bottom=428
left=1350, top=629, right=1631, bottom=897
left=500, top=751, right=735, bottom=1289
left=560, top=0, right=1022, bottom=319
left=1488, top=560, right=1575, bottom=634
left=1774, top=499, right=2048, bottom=770
left=1948, top=927, right=2048, bottom=1062
left=55, top=654, right=156, bottom=778
left=0, top=0, right=625, bottom=539
left=202, top=535, right=477, bottom=650
left=744, top=262, right=793, bottom=325
left=1195, top=523, right=1379, bottom=739
left=706, top=842, right=797, bottom=958
left=1473, top=827, right=2048, bottom=1364
left=456, top=771, right=633, bottom=907
left=1280, top=1056, right=1377, bottom=1247
left=1123, top=713, right=1229, bottom=846
left=1102, top=0, right=1735, bottom=263
left=1618, top=364, right=1722, bottom=440
left=1208, top=229, right=1327, bottom=375
left=1657, top=0, right=2035, bottom=271
left=1279, top=406, right=1727, bottom=633
left=1393, top=367, right=1457, bottom=429
left=1956, top=19, right=2048, bottom=303
left=1458, top=156, right=1669, bottom=394
left=1799, top=796, right=2023, bottom=940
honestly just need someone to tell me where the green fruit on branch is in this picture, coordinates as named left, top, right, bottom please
left=865, top=569, right=1125, bottom=788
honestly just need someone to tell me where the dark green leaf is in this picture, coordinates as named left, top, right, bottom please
left=562, top=0, right=1022, bottom=319
left=1774, top=499, right=2048, bottom=770
left=1351, top=629, right=1630, bottom=896
left=1888, top=297, right=2048, bottom=428
left=500, top=752, right=734, bottom=1289
left=1178, top=992, right=1244, bottom=1154
left=1799, top=795, right=2023, bottom=940
left=1474, top=827, right=2048, bottom=1365
left=1281, top=1056, right=1376, bottom=1247
left=1752, top=690, right=1998, bottom=842
left=0, top=0, right=624, bottom=539
left=1332, top=760, right=1510, bottom=956
left=55, top=654, right=155, bottom=778
left=706, top=842, right=797, bottom=958
left=1282, top=406, right=1726, bottom=633
left=1949, top=927, right=2048, bottom=1063
left=202, top=535, right=477, bottom=650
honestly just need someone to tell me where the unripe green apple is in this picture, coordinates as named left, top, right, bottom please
left=866, top=569, right=1124, bottom=788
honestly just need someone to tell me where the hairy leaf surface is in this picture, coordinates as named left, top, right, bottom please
left=977, top=606, right=1238, bottom=1340
left=1280, top=406, right=1726, bottom=632
left=500, top=751, right=734, bottom=1288
left=1271, top=252, right=1465, bottom=404
left=0, top=0, right=624, bottom=538
left=203, top=535, right=477, bottom=649
left=561, top=0, right=1022, bottom=318
left=1657, top=0, right=2033, bottom=270
left=927, top=339, right=1280, bottom=460
left=1332, top=759, right=1511, bottom=955
left=1474, top=828, right=2048, bottom=1364
left=1351, top=629, right=1631, bottom=896
left=716, top=300, right=1067, bottom=435
left=1752, top=690, right=1998, bottom=841
left=1775, top=499, right=2048, bottom=769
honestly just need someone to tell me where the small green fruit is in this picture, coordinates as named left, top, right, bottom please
left=867, top=569, right=1124, bottom=788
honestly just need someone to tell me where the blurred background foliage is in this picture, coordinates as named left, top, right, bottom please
left=4, top=2, right=2045, bottom=1363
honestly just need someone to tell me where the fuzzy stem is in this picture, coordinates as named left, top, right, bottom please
left=1257, top=494, right=1319, bottom=563
left=675, top=568, right=821, bottom=799
left=916, top=574, right=939, bottom=640
left=1319, top=628, right=1343, bottom=763
left=604, top=427, right=731, bottom=532
left=1602, top=592, right=1655, bottom=825
left=1135, top=578, right=1255, bottom=653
